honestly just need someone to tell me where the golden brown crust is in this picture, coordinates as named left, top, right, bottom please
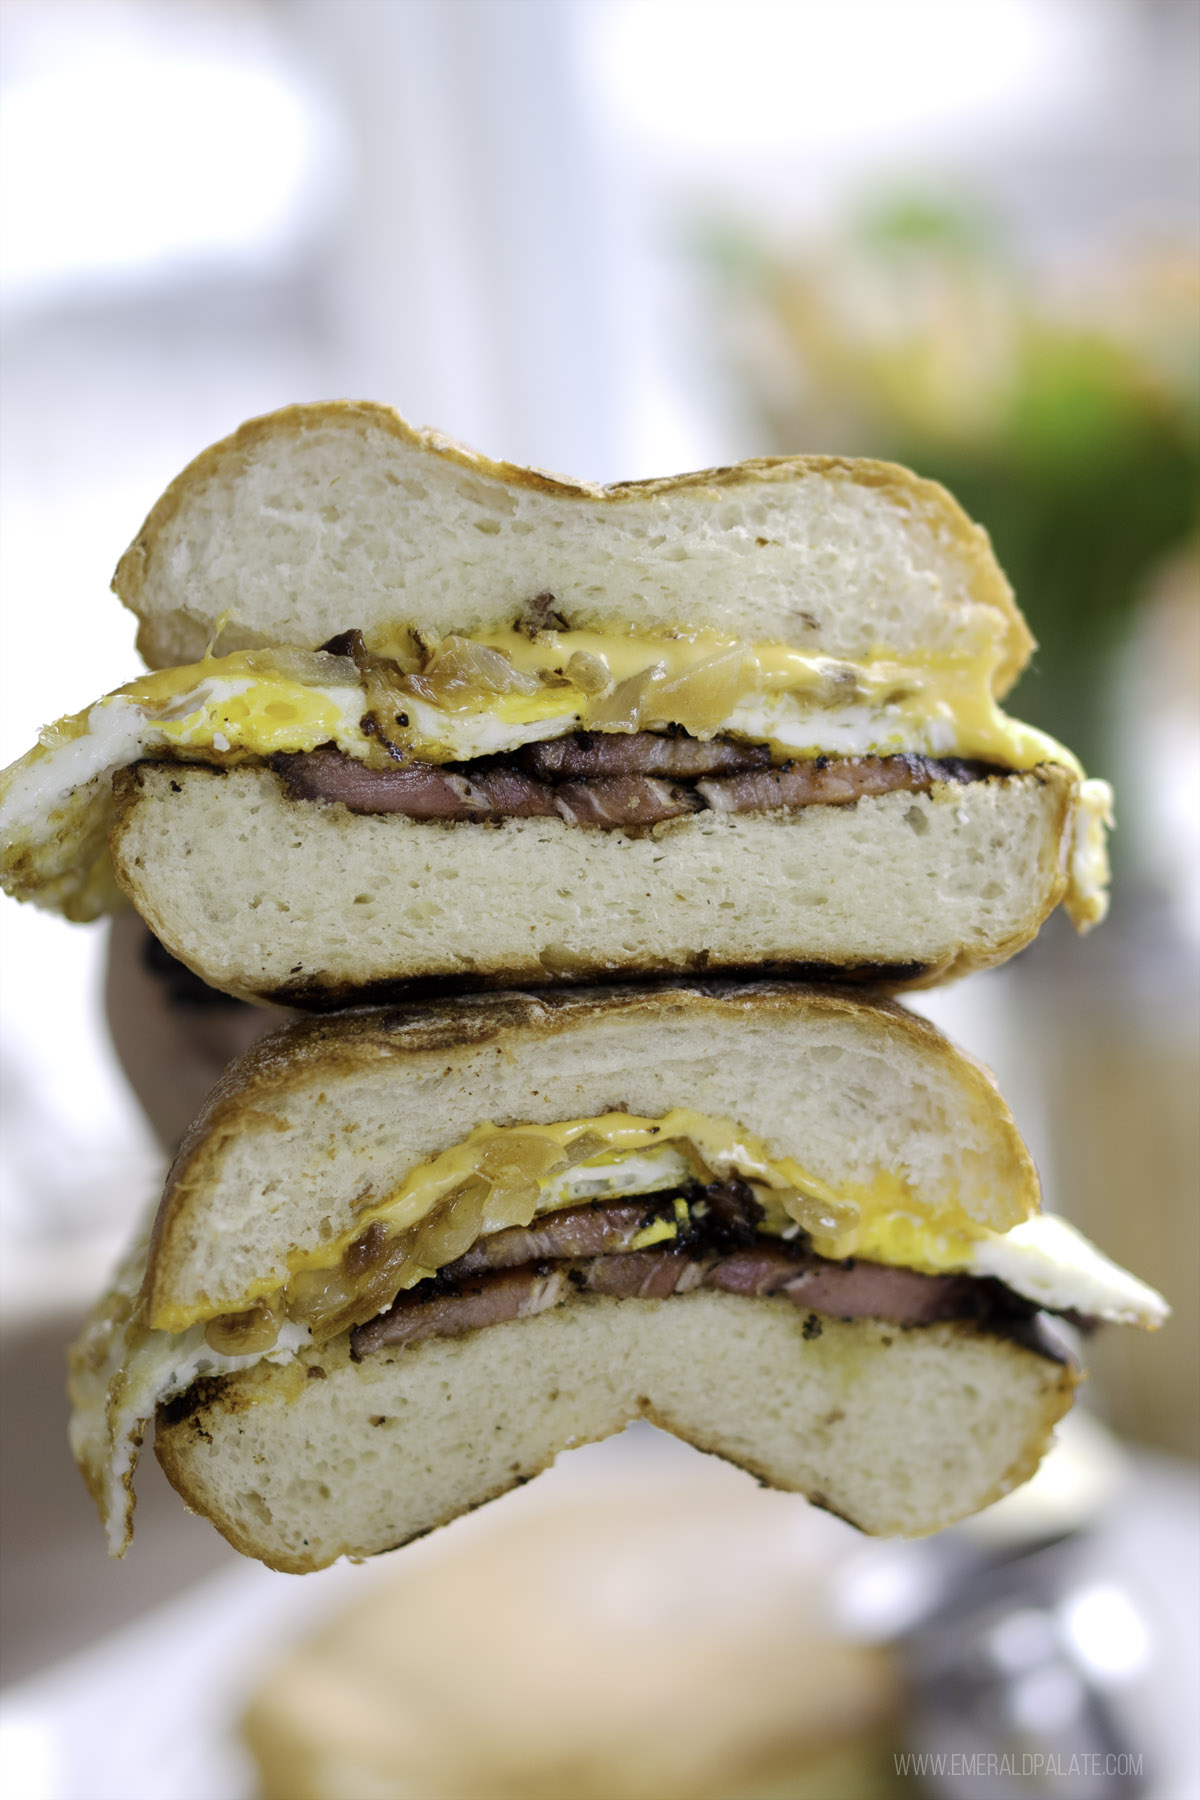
left=112, top=399, right=1033, bottom=694
left=140, top=980, right=1039, bottom=1325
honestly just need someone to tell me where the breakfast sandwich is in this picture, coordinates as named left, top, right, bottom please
left=69, top=983, right=1164, bottom=1571
left=3, top=402, right=1110, bottom=1003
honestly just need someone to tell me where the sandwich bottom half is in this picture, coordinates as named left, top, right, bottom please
left=110, top=759, right=1080, bottom=1003
left=152, top=1292, right=1076, bottom=1574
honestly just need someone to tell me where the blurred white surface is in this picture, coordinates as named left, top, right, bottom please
left=0, top=1425, right=1195, bottom=1800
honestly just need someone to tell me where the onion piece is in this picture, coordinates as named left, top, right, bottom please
left=203, top=1300, right=283, bottom=1356
left=588, top=663, right=668, bottom=731
left=242, top=646, right=360, bottom=688
left=564, top=651, right=613, bottom=696
left=643, top=646, right=746, bottom=731
left=406, top=636, right=541, bottom=704
left=412, top=1178, right=490, bottom=1270
left=784, top=1191, right=862, bottom=1255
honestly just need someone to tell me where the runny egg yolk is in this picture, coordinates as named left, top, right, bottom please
left=116, top=654, right=366, bottom=760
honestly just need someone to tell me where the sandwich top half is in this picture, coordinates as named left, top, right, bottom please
left=2, top=403, right=1109, bottom=997
left=69, top=984, right=1165, bottom=1569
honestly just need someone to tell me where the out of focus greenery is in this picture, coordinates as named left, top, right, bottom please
left=701, top=196, right=1200, bottom=777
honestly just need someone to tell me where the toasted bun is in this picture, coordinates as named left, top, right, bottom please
left=156, top=1294, right=1075, bottom=1572
left=110, top=762, right=1075, bottom=1007
left=112, top=401, right=1032, bottom=691
left=142, top=982, right=1038, bottom=1328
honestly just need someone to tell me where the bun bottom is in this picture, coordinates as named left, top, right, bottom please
left=155, top=1291, right=1076, bottom=1572
left=111, top=763, right=1074, bottom=1005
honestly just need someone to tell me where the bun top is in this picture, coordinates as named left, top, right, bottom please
left=113, top=400, right=1032, bottom=692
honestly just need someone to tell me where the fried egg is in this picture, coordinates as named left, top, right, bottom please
left=2, top=628, right=1098, bottom=923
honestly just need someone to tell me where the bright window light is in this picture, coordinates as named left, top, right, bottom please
left=592, top=0, right=1097, bottom=164
left=0, top=50, right=339, bottom=309
left=1059, top=1583, right=1153, bottom=1684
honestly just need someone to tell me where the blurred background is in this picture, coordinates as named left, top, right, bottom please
left=1, top=1, right=1197, bottom=1795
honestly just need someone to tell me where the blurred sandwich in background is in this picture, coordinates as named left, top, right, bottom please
left=242, top=1459, right=903, bottom=1800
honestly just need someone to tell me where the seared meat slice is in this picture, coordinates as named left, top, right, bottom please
left=351, top=1239, right=1002, bottom=1358
left=273, top=749, right=560, bottom=819
left=270, top=746, right=997, bottom=825
left=461, top=766, right=560, bottom=817
left=781, top=1257, right=981, bottom=1324
left=554, top=776, right=700, bottom=826
left=443, top=1201, right=666, bottom=1277
left=696, top=754, right=985, bottom=813
left=522, top=732, right=771, bottom=779
left=273, top=750, right=492, bottom=818
left=704, top=1245, right=978, bottom=1324
left=351, top=1266, right=570, bottom=1357
left=581, top=1250, right=704, bottom=1299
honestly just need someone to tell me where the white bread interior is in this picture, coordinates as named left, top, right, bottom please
left=142, top=982, right=1038, bottom=1328
left=112, top=401, right=1032, bottom=690
left=155, top=1294, right=1076, bottom=1572
left=110, top=761, right=1074, bottom=1006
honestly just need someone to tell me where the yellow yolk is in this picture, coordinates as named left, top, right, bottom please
left=148, top=1110, right=1030, bottom=1335
left=1, top=627, right=1098, bottom=924
left=116, top=653, right=366, bottom=759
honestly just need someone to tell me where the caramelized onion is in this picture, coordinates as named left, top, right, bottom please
left=344, top=1220, right=390, bottom=1278
left=243, top=646, right=360, bottom=689
left=287, top=1265, right=357, bottom=1332
left=204, top=1300, right=282, bottom=1356
left=588, top=663, right=668, bottom=731
left=412, top=1177, right=489, bottom=1270
left=477, top=1133, right=568, bottom=1186
left=645, top=647, right=746, bottom=730
left=564, top=651, right=614, bottom=697
left=406, top=637, right=540, bottom=704
left=346, top=1225, right=425, bottom=1324
left=785, top=1191, right=861, bottom=1252
left=480, top=1182, right=539, bottom=1233
left=563, top=1130, right=609, bottom=1167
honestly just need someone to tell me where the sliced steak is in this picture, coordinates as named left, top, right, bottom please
left=350, top=1238, right=1010, bottom=1358
left=269, top=744, right=996, bottom=826
left=444, top=1200, right=666, bottom=1277
left=273, top=749, right=492, bottom=818
left=581, top=1249, right=700, bottom=1299
left=553, top=775, right=700, bottom=826
left=351, top=1266, right=570, bottom=1357
left=778, top=1258, right=981, bottom=1323
left=695, top=754, right=980, bottom=814
left=463, top=766, right=560, bottom=817
left=522, top=732, right=771, bottom=779
left=704, top=1245, right=978, bottom=1324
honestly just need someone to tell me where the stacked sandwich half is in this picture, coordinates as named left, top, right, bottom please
left=0, top=402, right=1165, bottom=1570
